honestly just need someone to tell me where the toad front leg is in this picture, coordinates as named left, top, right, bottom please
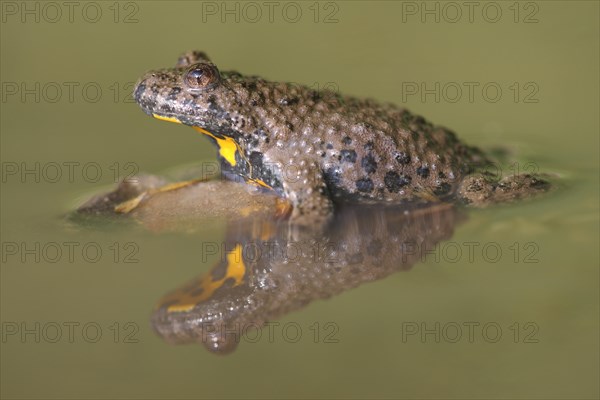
left=269, top=154, right=334, bottom=226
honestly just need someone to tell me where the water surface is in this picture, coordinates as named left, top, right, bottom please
left=1, top=2, right=598, bottom=398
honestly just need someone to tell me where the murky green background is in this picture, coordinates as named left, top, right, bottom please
left=1, top=1, right=598, bottom=398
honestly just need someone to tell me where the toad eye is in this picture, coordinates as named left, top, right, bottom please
left=184, top=63, right=219, bottom=90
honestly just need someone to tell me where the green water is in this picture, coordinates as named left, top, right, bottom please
left=1, top=1, right=598, bottom=398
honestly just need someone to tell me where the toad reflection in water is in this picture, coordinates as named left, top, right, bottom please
left=151, top=203, right=464, bottom=354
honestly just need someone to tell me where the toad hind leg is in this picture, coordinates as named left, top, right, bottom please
left=458, top=173, right=552, bottom=207
left=114, top=178, right=207, bottom=214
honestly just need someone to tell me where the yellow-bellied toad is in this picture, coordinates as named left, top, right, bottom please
left=132, top=51, right=550, bottom=223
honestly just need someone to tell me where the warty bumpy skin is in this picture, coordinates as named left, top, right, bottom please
left=133, top=51, right=550, bottom=223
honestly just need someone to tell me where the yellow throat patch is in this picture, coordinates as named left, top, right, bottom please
left=152, top=114, right=240, bottom=166
left=193, top=126, right=240, bottom=167
left=151, top=113, right=273, bottom=189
